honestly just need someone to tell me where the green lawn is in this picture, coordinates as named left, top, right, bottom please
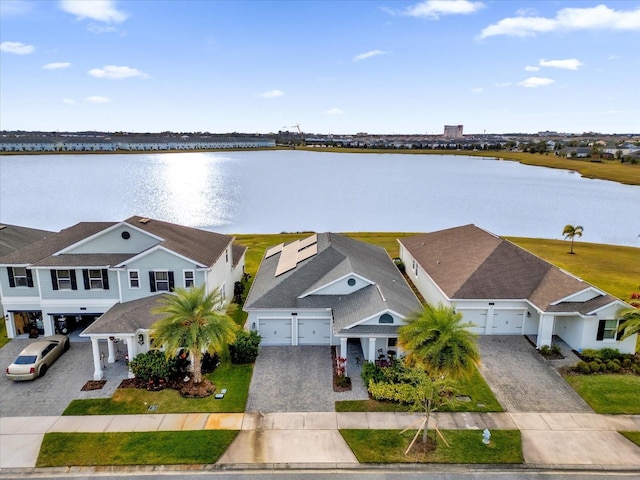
left=0, top=319, right=9, bottom=349
left=336, top=366, right=502, bottom=412
left=620, top=431, right=640, bottom=447
left=63, top=363, right=252, bottom=415
left=562, top=374, right=640, bottom=414
left=37, top=430, right=237, bottom=467
left=340, top=429, right=523, bottom=464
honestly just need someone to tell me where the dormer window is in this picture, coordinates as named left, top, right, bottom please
left=379, top=313, right=393, bottom=324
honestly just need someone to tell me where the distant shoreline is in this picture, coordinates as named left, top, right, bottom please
left=2, top=147, right=638, bottom=186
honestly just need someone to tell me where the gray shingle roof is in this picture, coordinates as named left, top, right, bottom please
left=81, top=294, right=166, bottom=335
left=0, top=224, right=54, bottom=258
left=399, top=224, right=619, bottom=312
left=244, top=233, right=422, bottom=332
left=0, top=216, right=237, bottom=269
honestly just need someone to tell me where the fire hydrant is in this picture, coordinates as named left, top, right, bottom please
left=482, top=428, right=491, bottom=445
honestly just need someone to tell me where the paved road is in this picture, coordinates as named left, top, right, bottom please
left=477, top=336, right=592, bottom=413
left=246, top=346, right=335, bottom=412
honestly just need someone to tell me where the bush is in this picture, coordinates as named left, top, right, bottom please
left=599, top=348, right=621, bottom=362
left=129, top=350, right=182, bottom=383
left=551, top=344, right=562, bottom=356
left=368, top=380, right=415, bottom=403
left=576, top=361, right=591, bottom=374
left=229, top=330, right=261, bottom=364
left=606, top=360, right=621, bottom=372
left=201, top=352, right=221, bottom=373
left=580, top=349, right=599, bottom=362
left=361, top=361, right=386, bottom=385
left=393, top=257, right=405, bottom=273
left=622, top=358, right=632, bottom=368
left=632, top=364, right=640, bottom=375
left=588, top=361, right=601, bottom=373
left=539, top=345, right=551, bottom=356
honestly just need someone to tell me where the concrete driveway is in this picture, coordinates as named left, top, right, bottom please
left=246, top=346, right=335, bottom=412
left=477, top=336, right=592, bottom=413
left=0, top=338, right=128, bottom=417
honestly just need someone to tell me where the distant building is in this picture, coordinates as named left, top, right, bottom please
left=443, top=125, right=464, bottom=138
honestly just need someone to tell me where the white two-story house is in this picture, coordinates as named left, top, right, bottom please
left=0, top=216, right=246, bottom=379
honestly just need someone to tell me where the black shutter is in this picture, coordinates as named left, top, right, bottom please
left=168, top=271, right=175, bottom=291
left=7, top=267, right=15, bottom=288
left=616, top=322, right=624, bottom=341
left=596, top=319, right=606, bottom=341
left=149, top=271, right=156, bottom=292
left=26, top=269, right=34, bottom=287
left=70, top=270, right=78, bottom=290
left=82, top=269, right=90, bottom=290
left=102, top=269, right=109, bottom=290
left=51, top=270, right=59, bottom=290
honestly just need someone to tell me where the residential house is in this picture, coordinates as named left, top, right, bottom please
left=0, top=216, right=246, bottom=379
left=243, top=233, right=422, bottom=362
left=398, top=225, right=636, bottom=354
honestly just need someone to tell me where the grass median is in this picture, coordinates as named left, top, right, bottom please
left=340, top=429, right=522, bottom=463
left=37, top=430, right=237, bottom=467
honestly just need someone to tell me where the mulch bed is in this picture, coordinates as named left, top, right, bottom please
left=331, top=346, right=352, bottom=392
left=81, top=380, right=107, bottom=391
left=117, top=376, right=216, bottom=398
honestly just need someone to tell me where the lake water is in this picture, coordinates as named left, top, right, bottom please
left=1, top=150, right=638, bottom=246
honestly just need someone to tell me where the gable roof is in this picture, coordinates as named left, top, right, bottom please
left=0, top=216, right=236, bottom=269
left=0, top=224, right=54, bottom=258
left=244, top=233, right=422, bottom=331
left=399, top=224, right=618, bottom=312
left=81, top=294, right=166, bottom=335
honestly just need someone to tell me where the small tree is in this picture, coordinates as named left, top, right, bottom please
left=562, top=224, right=583, bottom=254
left=616, top=306, right=640, bottom=341
left=229, top=330, right=261, bottom=364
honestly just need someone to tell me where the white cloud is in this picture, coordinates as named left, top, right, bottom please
left=324, top=108, right=344, bottom=115
left=259, top=90, right=284, bottom=99
left=480, top=4, right=640, bottom=38
left=88, top=65, right=149, bottom=79
left=59, top=0, right=128, bottom=23
left=43, top=62, right=71, bottom=70
left=84, top=96, right=110, bottom=104
left=0, top=41, right=34, bottom=55
left=525, top=65, right=540, bottom=72
left=470, top=87, right=483, bottom=93
left=87, top=24, right=118, bottom=34
left=539, top=58, right=583, bottom=70
left=518, top=77, right=555, bottom=88
left=0, top=0, right=32, bottom=16
left=402, top=0, right=485, bottom=19
left=495, top=82, right=511, bottom=87
left=62, top=98, right=76, bottom=104
left=353, top=50, right=387, bottom=62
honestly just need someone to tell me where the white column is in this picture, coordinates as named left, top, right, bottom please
left=368, top=337, right=377, bottom=363
left=537, top=314, right=554, bottom=348
left=91, top=338, right=103, bottom=380
left=5, top=313, right=16, bottom=339
left=43, top=314, right=55, bottom=336
left=107, top=339, right=116, bottom=363
left=340, top=337, right=348, bottom=360
left=125, top=336, right=135, bottom=378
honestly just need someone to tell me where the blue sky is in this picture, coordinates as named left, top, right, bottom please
left=1, top=0, right=639, bottom=134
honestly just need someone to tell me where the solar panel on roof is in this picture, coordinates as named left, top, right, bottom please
left=298, top=233, right=317, bottom=249
left=265, top=243, right=284, bottom=258
left=297, top=243, right=318, bottom=262
left=275, top=241, right=300, bottom=276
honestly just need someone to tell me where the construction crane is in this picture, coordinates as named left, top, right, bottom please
left=283, top=124, right=305, bottom=146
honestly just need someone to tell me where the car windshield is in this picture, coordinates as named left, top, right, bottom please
left=14, top=355, right=37, bottom=364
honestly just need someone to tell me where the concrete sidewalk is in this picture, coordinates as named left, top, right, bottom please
left=2, top=412, right=640, bottom=469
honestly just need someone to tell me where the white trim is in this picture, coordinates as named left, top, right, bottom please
left=586, top=299, right=627, bottom=315
left=54, top=221, right=164, bottom=255
left=550, top=286, right=604, bottom=305
left=183, top=269, right=195, bottom=288
left=298, top=272, right=372, bottom=298
left=114, top=245, right=206, bottom=268
left=342, top=308, right=406, bottom=330
left=128, top=269, right=141, bottom=289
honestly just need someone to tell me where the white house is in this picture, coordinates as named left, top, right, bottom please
left=243, top=233, right=422, bottom=362
left=0, top=216, right=247, bottom=379
left=398, top=224, right=637, bottom=354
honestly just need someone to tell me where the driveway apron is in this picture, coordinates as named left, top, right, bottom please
left=477, top=336, right=592, bottom=413
left=246, top=346, right=334, bottom=412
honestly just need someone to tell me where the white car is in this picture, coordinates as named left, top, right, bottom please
left=5, top=335, right=70, bottom=381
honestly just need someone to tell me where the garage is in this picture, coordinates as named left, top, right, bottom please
left=297, top=318, right=331, bottom=345
left=258, top=318, right=292, bottom=346
left=459, top=309, right=487, bottom=334
left=492, top=311, right=524, bottom=334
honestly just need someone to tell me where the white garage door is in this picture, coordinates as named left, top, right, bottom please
left=259, top=318, right=292, bottom=345
left=492, top=311, right=524, bottom=334
left=297, top=318, right=331, bottom=345
left=459, top=309, right=487, bottom=334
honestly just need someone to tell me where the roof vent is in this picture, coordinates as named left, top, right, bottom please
left=139, top=218, right=151, bottom=224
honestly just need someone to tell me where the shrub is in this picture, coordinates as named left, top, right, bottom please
left=551, top=344, right=562, bottom=356
left=622, top=358, right=632, bottom=368
left=588, top=361, right=601, bottom=373
left=599, top=348, right=621, bottom=362
left=229, top=330, right=261, bottom=364
left=632, top=364, right=640, bottom=375
left=539, top=345, right=551, bottom=356
left=606, top=360, right=621, bottom=372
left=368, top=380, right=415, bottom=403
left=361, top=361, right=386, bottom=385
left=201, top=352, right=221, bottom=373
left=393, top=257, right=405, bottom=273
left=580, top=349, right=599, bottom=362
left=129, top=350, right=182, bottom=383
left=576, top=361, right=591, bottom=374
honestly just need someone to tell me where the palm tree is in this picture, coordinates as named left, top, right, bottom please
left=151, top=285, right=238, bottom=384
left=616, top=306, right=640, bottom=341
left=562, top=224, right=584, bottom=254
left=398, top=303, right=480, bottom=379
